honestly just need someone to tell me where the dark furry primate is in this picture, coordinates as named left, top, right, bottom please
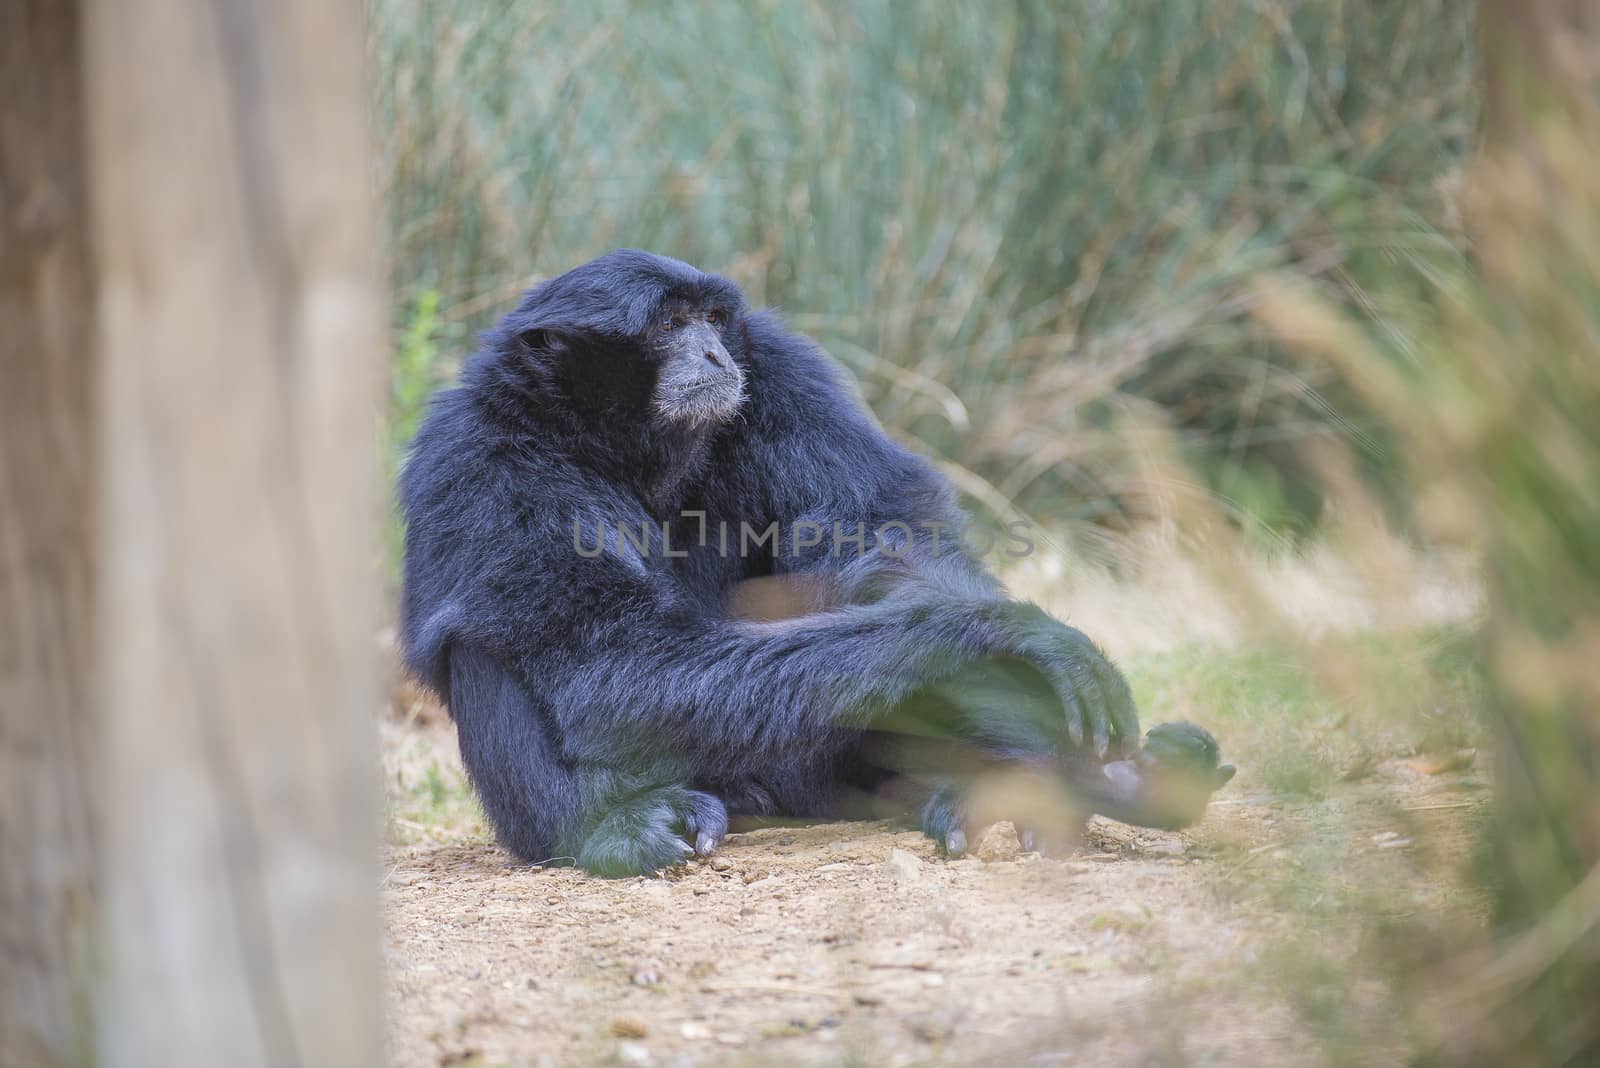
left=400, top=250, right=1234, bottom=876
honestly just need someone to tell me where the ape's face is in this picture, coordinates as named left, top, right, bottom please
left=646, top=298, right=746, bottom=429
left=499, top=250, right=750, bottom=433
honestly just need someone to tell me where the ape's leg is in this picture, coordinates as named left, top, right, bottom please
left=447, top=645, right=727, bottom=875
left=447, top=644, right=579, bottom=862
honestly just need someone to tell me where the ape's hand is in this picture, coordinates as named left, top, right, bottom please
left=999, top=604, right=1139, bottom=758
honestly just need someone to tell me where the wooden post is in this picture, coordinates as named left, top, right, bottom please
left=0, top=4, right=99, bottom=1066
left=84, top=2, right=385, bottom=1065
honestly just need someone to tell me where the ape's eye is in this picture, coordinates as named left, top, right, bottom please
left=707, top=309, right=727, bottom=326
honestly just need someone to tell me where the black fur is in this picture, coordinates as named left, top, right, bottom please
left=399, top=250, right=1209, bottom=875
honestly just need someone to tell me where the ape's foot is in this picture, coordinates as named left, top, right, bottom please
left=920, top=781, right=1081, bottom=859
left=575, top=785, right=729, bottom=877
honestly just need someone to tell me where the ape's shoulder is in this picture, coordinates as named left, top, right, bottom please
left=399, top=382, right=590, bottom=540
left=736, top=310, right=880, bottom=439
left=398, top=387, right=496, bottom=509
left=717, top=310, right=953, bottom=521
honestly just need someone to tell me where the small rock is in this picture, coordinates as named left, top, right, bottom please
left=714, top=1032, right=746, bottom=1047
left=708, top=856, right=735, bottom=872
left=616, top=1041, right=652, bottom=1066
left=611, top=1015, right=649, bottom=1038
left=679, top=1021, right=711, bottom=1040
left=741, top=868, right=769, bottom=884
left=886, top=848, right=922, bottom=885
left=1146, top=837, right=1186, bottom=856
left=630, top=960, right=663, bottom=986
left=975, top=821, right=1022, bottom=862
left=907, top=1010, right=957, bottom=1042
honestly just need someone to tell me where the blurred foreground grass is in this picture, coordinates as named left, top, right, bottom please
left=1253, top=10, right=1600, bottom=1055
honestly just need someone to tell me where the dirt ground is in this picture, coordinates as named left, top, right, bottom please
left=382, top=717, right=1484, bottom=1068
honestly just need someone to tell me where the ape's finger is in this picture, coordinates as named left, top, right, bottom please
left=1063, top=694, right=1086, bottom=748
left=1105, top=673, right=1139, bottom=749
left=1065, top=659, right=1110, bottom=757
left=694, top=831, right=719, bottom=857
left=1091, top=707, right=1111, bottom=759
left=945, top=828, right=968, bottom=857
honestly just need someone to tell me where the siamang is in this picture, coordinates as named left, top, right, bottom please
left=400, top=250, right=1234, bottom=876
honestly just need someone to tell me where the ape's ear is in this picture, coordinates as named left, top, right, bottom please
left=1213, top=764, right=1237, bottom=789
left=517, top=327, right=564, bottom=352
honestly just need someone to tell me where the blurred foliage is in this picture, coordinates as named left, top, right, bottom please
left=1255, top=13, right=1600, bottom=1052
left=384, top=289, right=442, bottom=567
left=370, top=0, right=1476, bottom=537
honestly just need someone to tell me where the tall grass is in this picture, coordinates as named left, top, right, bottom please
left=370, top=0, right=1475, bottom=536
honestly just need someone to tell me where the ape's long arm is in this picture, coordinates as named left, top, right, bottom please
left=415, top=530, right=1121, bottom=777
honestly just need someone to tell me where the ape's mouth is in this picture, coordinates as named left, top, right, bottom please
left=655, top=374, right=745, bottom=427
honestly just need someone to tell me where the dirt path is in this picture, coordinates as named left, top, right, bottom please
left=385, top=815, right=1308, bottom=1068
left=382, top=716, right=1488, bottom=1067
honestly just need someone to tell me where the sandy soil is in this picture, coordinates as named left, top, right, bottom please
left=382, top=720, right=1483, bottom=1068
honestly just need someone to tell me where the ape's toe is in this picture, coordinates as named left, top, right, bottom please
left=678, top=790, right=729, bottom=857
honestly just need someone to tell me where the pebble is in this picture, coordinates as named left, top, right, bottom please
left=616, top=1041, right=652, bottom=1066
left=975, top=821, right=1022, bottom=862
left=611, top=1015, right=649, bottom=1038
left=886, top=848, right=922, bottom=885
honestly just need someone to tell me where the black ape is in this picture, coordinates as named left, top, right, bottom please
left=400, top=250, right=1232, bottom=875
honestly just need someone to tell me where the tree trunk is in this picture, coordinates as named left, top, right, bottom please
left=0, top=4, right=99, bottom=1066
left=84, top=2, right=385, bottom=1065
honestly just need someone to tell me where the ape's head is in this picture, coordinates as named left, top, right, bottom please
left=492, top=249, right=748, bottom=431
